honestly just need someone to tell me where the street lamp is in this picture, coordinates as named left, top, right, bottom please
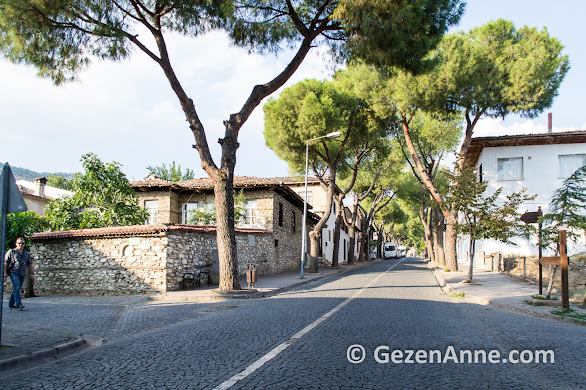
left=300, top=131, right=341, bottom=279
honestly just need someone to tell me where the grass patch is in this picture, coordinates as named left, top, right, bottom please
left=550, top=309, right=586, bottom=321
left=525, top=300, right=544, bottom=306
left=444, top=268, right=451, bottom=272
left=450, top=292, right=465, bottom=298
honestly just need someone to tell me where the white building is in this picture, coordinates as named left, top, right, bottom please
left=282, top=177, right=360, bottom=264
left=458, top=130, right=586, bottom=261
left=17, top=177, right=73, bottom=215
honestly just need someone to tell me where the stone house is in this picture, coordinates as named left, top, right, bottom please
left=131, top=175, right=320, bottom=273
left=459, top=129, right=586, bottom=263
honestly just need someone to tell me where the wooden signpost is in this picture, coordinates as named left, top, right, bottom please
left=538, top=230, right=570, bottom=310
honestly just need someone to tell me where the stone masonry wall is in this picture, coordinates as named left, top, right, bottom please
left=26, top=225, right=298, bottom=295
left=271, top=192, right=303, bottom=275
left=30, top=234, right=168, bottom=295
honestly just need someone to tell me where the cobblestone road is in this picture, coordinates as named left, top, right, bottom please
left=2, top=258, right=585, bottom=389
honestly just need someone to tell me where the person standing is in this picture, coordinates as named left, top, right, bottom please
left=3, top=237, right=35, bottom=310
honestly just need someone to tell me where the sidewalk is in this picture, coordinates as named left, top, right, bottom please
left=147, top=262, right=365, bottom=303
left=427, top=261, right=586, bottom=326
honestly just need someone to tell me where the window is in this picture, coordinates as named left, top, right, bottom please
left=559, top=154, right=585, bottom=178
left=291, top=211, right=296, bottom=233
left=182, top=203, right=198, bottom=224
left=182, top=201, right=213, bottom=224
left=278, top=203, right=283, bottom=227
left=298, top=191, right=313, bottom=206
left=144, top=200, right=159, bottom=225
left=497, top=157, right=523, bottom=180
left=478, top=164, right=483, bottom=183
left=244, top=200, right=259, bottom=226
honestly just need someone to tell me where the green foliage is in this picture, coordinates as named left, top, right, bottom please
left=447, top=165, right=535, bottom=245
left=540, top=165, right=586, bottom=250
left=264, top=77, right=391, bottom=175
left=334, top=0, right=464, bottom=74
left=146, top=162, right=195, bottom=182
left=0, top=0, right=234, bottom=84
left=4, top=211, right=49, bottom=251
left=424, top=19, right=569, bottom=119
left=188, top=190, right=247, bottom=226
left=0, top=1, right=464, bottom=85
left=47, top=174, right=74, bottom=190
left=45, top=153, right=149, bottom=230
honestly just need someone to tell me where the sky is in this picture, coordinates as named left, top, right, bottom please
left=1, top=1, right=584, bottom=181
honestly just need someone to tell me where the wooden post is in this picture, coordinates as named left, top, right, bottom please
left=538, top=221, right=543, bottom=295
left=560, top=230, right=569, bottom=310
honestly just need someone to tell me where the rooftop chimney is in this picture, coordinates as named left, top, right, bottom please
left=548, top=112, right=552, bottom=133
left=34, top=177, right=47, bottom=198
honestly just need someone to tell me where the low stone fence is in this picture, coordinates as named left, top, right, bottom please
left=27, top=224, right=291, bottom=295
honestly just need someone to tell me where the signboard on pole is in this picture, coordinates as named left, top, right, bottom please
left=0, top=162, right=28, bottom=344
left=0, top=163, right=27, bottom=213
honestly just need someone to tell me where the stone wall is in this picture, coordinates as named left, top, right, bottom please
left=26, top=224, right=299, bottom=295
left=30, top=231, right=168, bottom=295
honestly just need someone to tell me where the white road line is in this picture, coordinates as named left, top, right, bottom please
left=213, top=259, right=406, bottom=390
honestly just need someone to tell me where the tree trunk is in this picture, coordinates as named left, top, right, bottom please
left=358, top=217, right=368, bottom=262
left=419, top=204, right=434, bottom=263
left=376, top=227, right=383, bottom=258
left=309, top=174, right=337, bottom=260
left=214, top=177, right=241, bottom=291
left=433, top=208, right=446, bottom=266
left=466, top=236, right=475, bottom=282
left=444, top=211, right=459, bottom=271
left=332, top=216, right=341, bottom=267
left=347, top=225, right=356, bottom=264
left=545, top=265, right=557, bottom=299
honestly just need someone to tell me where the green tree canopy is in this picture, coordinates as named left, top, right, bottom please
left=4, top=211, right=49, bottom=251
left=264, top=77, right=392, bottom=259
left=47, top=174, right=74, bottom=191
left=541, top=165, right=586, bottom=250
left=45, top=153, right=149, bottom=230
left=147, top=162, right=195, bottom=182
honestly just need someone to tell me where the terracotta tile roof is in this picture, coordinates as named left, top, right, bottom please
left=31, top=224, right=270, bottom=240
left=131, top=175, right=320, bottom=189
left=130, top=175, right=321, bottom=222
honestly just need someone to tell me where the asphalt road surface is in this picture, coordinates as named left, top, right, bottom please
left=2, top=258, right=584, bottom=389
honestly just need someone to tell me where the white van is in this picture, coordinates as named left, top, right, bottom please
left=383, top=242, right=398, bottom=259
left=398, top=246, right=406, bottom=257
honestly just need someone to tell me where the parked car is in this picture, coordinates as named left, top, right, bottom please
left=383, top=242, right=398, bottom=259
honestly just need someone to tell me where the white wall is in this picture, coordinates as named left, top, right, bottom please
left=464, top=142, right=586, bottom=257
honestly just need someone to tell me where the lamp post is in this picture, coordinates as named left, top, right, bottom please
left=300, top=131, right=341, bottom=279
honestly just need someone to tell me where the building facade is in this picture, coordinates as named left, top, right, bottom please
left=459, top=130, right=586, bottom=261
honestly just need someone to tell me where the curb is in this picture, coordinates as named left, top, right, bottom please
left=0, top=338, right=86, bottom=372
left=251, top=260, right=380, bottom=298
left=148, top=260, right=381, bottom=303
left=427, top=264, right=586, bottom=326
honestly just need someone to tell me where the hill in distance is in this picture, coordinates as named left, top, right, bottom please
left=0, top=162, right=75, bottom=181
